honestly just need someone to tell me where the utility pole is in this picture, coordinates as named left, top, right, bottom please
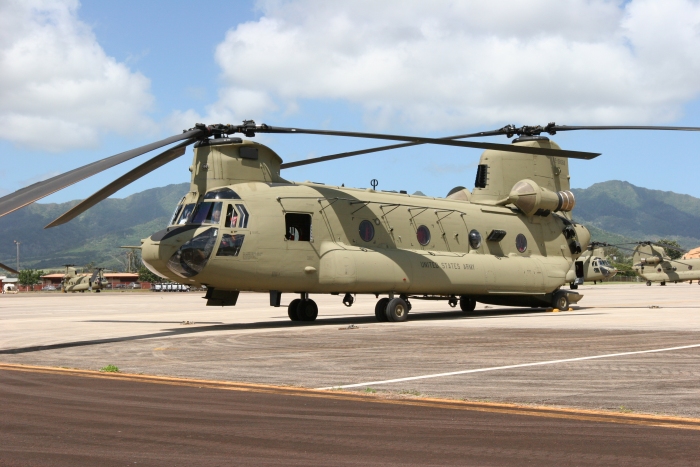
left=13, top=240, right=20, bottom=272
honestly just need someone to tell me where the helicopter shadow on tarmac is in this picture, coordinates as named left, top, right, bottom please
left=0, top=308, right=603, bottom=355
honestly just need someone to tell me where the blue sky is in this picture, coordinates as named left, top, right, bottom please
left=2, top=0, right=700, bottom=207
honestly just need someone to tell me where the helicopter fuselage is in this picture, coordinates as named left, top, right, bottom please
left=141, top=138, right=590, bottom=308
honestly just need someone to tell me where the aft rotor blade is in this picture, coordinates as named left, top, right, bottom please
left=254, top=125, right=599, bottom=160
left=0, top=129, right=203, bottom=219
left=45, top=138, right=194, bottom=229
left=551, top=125, right=700, bottom=133
left=0, top=261, right=18, bottom=274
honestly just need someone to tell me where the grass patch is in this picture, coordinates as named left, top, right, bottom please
left=398, top=389, right=422, bottom=396
left=99, top=364, right=120, bottom=373
left=364, top=387, right=377, bottom=394
left=619, top=405, right=633, bottom=413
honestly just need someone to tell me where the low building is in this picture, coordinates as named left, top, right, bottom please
left=41, top=272, right=142, bottom=288
left=682, top=247, right=700, bottom=260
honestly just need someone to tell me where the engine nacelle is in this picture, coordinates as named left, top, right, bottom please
left=507, top=179, right=575, bottom=216
left=640, top=256, right=661, bottom=265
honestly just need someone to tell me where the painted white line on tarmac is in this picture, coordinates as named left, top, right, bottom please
left=316, top=343, right=700, bottom=390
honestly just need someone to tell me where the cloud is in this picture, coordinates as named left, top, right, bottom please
left=0, top=0, right=155, bottom=151
left=202, top=0, right=700, bottom=130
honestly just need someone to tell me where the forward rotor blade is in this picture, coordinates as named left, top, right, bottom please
left=280, top=130, right=499, bottom=169
left=0, top=261, right=18, bottom=274
left=45, top=138, right=194, bottom=228
left=0, top=129, right=203, bottom=219
left=253, top=125, right=599, bottom=160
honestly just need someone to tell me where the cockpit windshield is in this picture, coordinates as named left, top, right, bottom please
left=175, top=203, right=196, bottom=225
left=190, top=201, right=223, bottom=225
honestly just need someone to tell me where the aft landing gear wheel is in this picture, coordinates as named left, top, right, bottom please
left=297, top=299, right=318, bottom=321
left=374, top=298, right=390, bottom=322
left=553, top=293, right=569, bottom=310
left=288, top=299, right=301, bottom=321
left=459, top=295, right=476, bottom=313
left=569, top=282, right=578, bottom=290
left=646, top=281, right=652, bottom=286
left=385, top=298, right=409, bottom=322
left=660, top=281, right=666, bottom=286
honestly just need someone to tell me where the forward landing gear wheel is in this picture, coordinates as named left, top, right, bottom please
left=660, top=281, right=666, bottom=286
left=646, top=281, right=652, bottom=286
left=553, top=293, right=569, bottom=310
left=569, top=282, right=578, bottom=290
left=459, top=295, right=476, bottom=313
left=288, top=299, right=301, bottom=321
left=385, top=298, right=408, bottom=322
left=374, top=298, right=390, bottom=322
left=297, top=299, right=318, bottom=321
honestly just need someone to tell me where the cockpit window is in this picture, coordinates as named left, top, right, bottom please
left=203, top=188, right=241, bottom=200
left=224, top=205, right=237, bottom=228
left=169, top=197, right=185, bottom=225
left=190, top=201, right=223, bottom=225
left=176, top=203, right=195, bottom=225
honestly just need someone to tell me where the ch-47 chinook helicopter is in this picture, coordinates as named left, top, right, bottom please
left=630, top=242, right=700, bottom=286
left=0, top=122, right=699, bottom=322
left=60, top=265, right=105, bottom=293
left=568, top=242, right=618, bottom=289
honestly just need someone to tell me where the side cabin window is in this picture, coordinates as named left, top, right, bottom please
left=285, top=213, right=312, bottom=241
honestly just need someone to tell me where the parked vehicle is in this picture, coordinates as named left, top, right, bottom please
left=152, top=282, right=190, bottom=292
left=127, top=282, right=142, bottom=289
left=42, top=285, right=57, bottom=291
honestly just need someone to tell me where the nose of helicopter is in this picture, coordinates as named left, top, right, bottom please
left=600, top=265, right=618, bottom=279
left=141, top=225, right=219, bottom=280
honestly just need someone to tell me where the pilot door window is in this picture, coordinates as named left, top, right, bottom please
left=285, top=213, right=312, bottom=241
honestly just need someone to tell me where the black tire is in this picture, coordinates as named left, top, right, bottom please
left=374, top=298, right=390, bottom=322
left=288, top=299, right=301, bottom=321
left=553, top=293, right=569, bottom=310
left=385, top=298, right=409, bottom=322
left=647, top=281, right=652, bottom=286
left=660, top=281, right=666, bottom=286
left=569, top=282, right=578, bottom=290
left=297, top=299, right=318, bottom=321
left=459, top=295, right=476, bottom=312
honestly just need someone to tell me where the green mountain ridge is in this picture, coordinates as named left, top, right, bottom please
left=0, top=183, right=190, bottom=270
left=1, top=180, right=698, bottom=271
left=571, top=180, right=700, bottom=249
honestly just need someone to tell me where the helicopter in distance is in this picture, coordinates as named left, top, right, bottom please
left=0, top=122, right=698, bottom=322
left=630, top=242, right=700, bottom=286
left=568, top=242, right=618, bottom=289
left=60, top=265, right=106, bottom=293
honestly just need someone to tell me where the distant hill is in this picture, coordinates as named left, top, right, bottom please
left=0, top=183, right=189, bottom=270
left=572, top=180, right=700, bottom=249
left=2, top=179, right=699, bottom=271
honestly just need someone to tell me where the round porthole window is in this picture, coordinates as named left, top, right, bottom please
left=468, top=230, right=481, bottom=249
left=359, top=220, right=374, bottom=242
left=515, top=233, right=528, bottom=253
left=416, top=225, right=431, bottom=246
